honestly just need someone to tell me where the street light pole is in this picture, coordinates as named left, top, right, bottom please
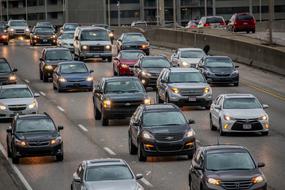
left=156, top=0, right=159, bottom=25
left=117, top=0, right=120, bottom=26
left=173, top=0, right=176, bottom=29
left=25, top=0, right=28, bottom=21
left=0, top=0, right=2, bottom=21
left=212, top=0, right=216, bottom=16
left=44, top=0, right=47, bottom=21
left=6, top=0, right=8, bottom=21
left=249, top=0, right=253, bottom=15
left=259, top=0, right=262, bottom=22
left=204, top=0, right=207, bottom=16
left=108, top=0, right=110, bottom=26
left=268, top=0, right=273, bottom=45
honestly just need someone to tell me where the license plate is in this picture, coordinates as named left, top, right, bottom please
left=43, top=39, right=47, bottom=42
left=243, top=124, right=251, bottom=129
left=189, top=97, right=197, bottom=102
left=243, top=22, right=248, bottom=25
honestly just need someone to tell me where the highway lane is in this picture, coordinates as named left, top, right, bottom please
left=0, top=41, right=285, bottom=190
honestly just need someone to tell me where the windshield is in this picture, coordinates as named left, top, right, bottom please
left=121, top=51, right=144, bottom=60
left=64, top=24, right=79, bottom=30
left=0, top=88, right=32, bottom=99
left=35, top=28, right=54, bottom=34
left=80, top=30, right=109, bottom=41
left=205, top=58, right=233, bottom=68
left=0, top=63, right=11, bottom=73
left=142, top=58, right=170, bottom=68
left=181, top=50, right=205, bottom=58
left=10, top=21, right=27, bottom=26
left=123, top=34, right=146, bottom=42
left=169, top=72, right=205, bottom=83
left=207, top=17, right=224, bottom=23
left=143, top=111, right=186, bottom=126
left=60, top=33, right=74, bottom=39
left=45, top=50, right=73, bottom=61
left=223, top=98, right=262, bottom=109
left=86, top=165, right=133, bottom=181
left=206, top=152, right=255, bottom=171
left=93, top=24, right=109, bottom=29
left=60, top=63, right=88, bottom=74
left=105, top=80, right=144, bottom=93
left=37, top=22, right=52, bottom=27
left=16, top=118, right=56, bottom=133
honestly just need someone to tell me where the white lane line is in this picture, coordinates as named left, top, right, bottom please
left=57, top=106, right=64, bottom=112
left=103, top=147, right=116, bottom=155
left=141, top=177, right=153, bottom=187
left=78, top=124, right=88, bottom=132
left=24, top=79, right=30, bottom=83
left=146, top=171, right=152, bottom=176
left=39, top=91, right=46, bottom=96
left=0, top=143, right=33, bottom=190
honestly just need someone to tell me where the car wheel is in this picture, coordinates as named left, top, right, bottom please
left=233, top=82, right=239, bottom=86
left=246, top=30, right=250, bottom=34
left=3, top=42, right=8, bottom=45
left=113, top=67, right=118, bottom=76
left=39, top=69, right=43, bottom=80
left=53, top=82, right=56, bottom=90
left=56, top=154, right=64, bottom=161
left=138, top=142, right=147, bottom=162
left=57, top=85, right=63, bottom=93
left=94, top=105, right=101, bottom=120
left=128, top=134, right=138, bottom=155
left=261, top=131, right=269, bottom=136
left=12, top=149, right=19, bottom=164
left=252, top=29, right=256, bottom=33
left=156, top=91, right=163, bottom=103
left=219, top=119, right=225, bottom=136
left=210, top=114, right=217, bottom=131
left=205, top=103, right=211, bottom=110
left=102, top=112, right=109, bottom=126
left=43, top=73, right=48, bottom=82
left=107, top=57, right=112, bottom=62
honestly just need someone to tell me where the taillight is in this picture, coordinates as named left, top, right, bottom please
left=204, top=23, right=210, bottom=27
left=220, top=22, right=225, bottom=25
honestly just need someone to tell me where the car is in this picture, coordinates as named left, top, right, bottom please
left=73, top=26, right=112, bottom=61
left=113, top=50, right=145, bottom=76
left=228, top=13, right=256, bottom=33
left=0, top=58, right=18, bottom=85
left=57, top=31, right=75, bottom=52
left=30, top=27, right=57, bottom=46
left=131, top=21, right=147, bottom=28
left=185, top=19, right=199, bottom=29
left=0, top=24, right=8, bottom=45
left=171, top=48, right=206, bottom=68
left=52, top=61, right=94, bottom=92
left=92, top=24, right=114, bottom=43
left=0, top=84, right=39, bottom=120
left=189, top=145, right=267, bottom=190
left=198, top=56, right=239, bottom=86
left=71, top=159, right=144, bottom=190
left=39, top=48, right=73, bottom=82
left=36, top=21, right=54, bottom=28
left=6, top=113, right=64, bottom=164
left=117, top=32, right=150, bottom=55
left=209, top=94, right=270, bottom=136
left=157, top=68, right=212, bottom=109
left=133, top=55, right=171, bottom=88
left=60, top=23, right=79, bottom=33
left=7, top=20, right=30, bottom=40
left=128, top=103, right=196, bottom=161
left=198, top=16, right=226, bottom=29
left=93, top=77, right=151, bottom=126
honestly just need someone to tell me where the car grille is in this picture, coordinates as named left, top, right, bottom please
left=67, top=78, right=85, bottom=82
left=8, top=105, right=26, bottom=111
left=15, top=29, right=25, bottom=34
left=232, top=119, right=263, bottom=131
left=221, top=180, right=253, bottom=190
left=157, top=143, right=183, bottom=152
left=150, top=73, right=160, bottom=78
left=112, top=100, right=144, bottom=109
left=215, top=73, right=230, bottom=77
left=89, top=46, right=105, bottom=52
left=155, top=133, right=184, bottom=142
left=0, top=76, right=9, bottom=82
left=180, top=88, right=204, bottom=96
left=28, top=140, right=50, bottom=147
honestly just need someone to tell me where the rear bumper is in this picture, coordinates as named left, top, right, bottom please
left=32, top=38, right=57, bottom=45
left=14, top=143, right=63, bottom=157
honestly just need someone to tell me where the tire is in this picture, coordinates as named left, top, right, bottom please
left=107, top=57, right=112, bottom=62
left=156, top=91, right=163, bottom=103
left=53, top=82, right=56, bottom=90
left=39, top=69, right=43, bottom=80
left=43, top=73, right=48, bottom=82
left=246, top=30, right=250, bottom=34
left=113, top=67, right=118, bottom=76
left=12, top=149, right=19, bottom=164
left=56, top=154, right=64, bottom=161
left=57, top=85, right=63, bottom=93
left=252, top=29, right=256, bottom=33
left=261, top=131, right=269, bottom=136
left=233, top=82, right=239, bottom=86
left=209, top=114, right=217, bottom=131
left=6, top=140, right=11, bottom=158
left=138, top=143, right=147, bottom=162
left=219, top=120, right=225, bottom=136
left=102, top=111, right=109, bottom=126
left=205, top=104, right=211, bottom=110
left=165, top=94, right=170, bottom=103
left=187, top=153, right=194, bottom=160
left=128, top=134, right=138, bottom=155
left=94, top=105, right=101, bottom=120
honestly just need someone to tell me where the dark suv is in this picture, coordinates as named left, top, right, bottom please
left=6, top=113, right=64, bottom=164
left=128, top=104, right=196, bottom=161
left=228, top=13, right=256, bottom=33
left=189, top=145, right=267, bottom=190
left=93, top=77, right=151, bottom=126
left=0, top=58, right=17, bottom=85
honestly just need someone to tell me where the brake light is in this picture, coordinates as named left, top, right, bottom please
left=220, top=22, right=225, bottom=25
left=204, top=23, right=210, bottom=27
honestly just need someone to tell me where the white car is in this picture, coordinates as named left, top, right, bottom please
left=0, top=84, right=39, bottom=119
left=170, top=48, right=206, bottom=68
left=7, top=20, right=30, bottom=40
left=57, top=31, right=75, bottom=52
left=209, top=94, right=269, bottom=136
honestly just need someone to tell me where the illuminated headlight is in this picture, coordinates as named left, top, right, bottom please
left=207, top=178, right=221, bottom=186
left=185, top=130, right=195, bottom=137
left=252, top=175, right=264, bottom=184
left=224, top=115, right=233, bottom=121
left=103, top=100, right=111, bottom=108
left=51, top=35, right=56, bottom=38
left=8, top=28, right=14, bottom=32
left=4, top=29, right=7, bottom=33
left=50, top=136, right=62, bottom=145
left=171, top=87, right=180, bottom=94
left=28, top=101, right=37, bottom=109
left=142, top=131, right=154, bottom=140
left=182, top=61, right=189, bottom=66
left=86, top=76, right=93, bottom=81
left=9, top=75, right=17, bottom=81
left=105, top=45, right=111, bottom=50
left=34, top=35, right=39, bottom=39
left=58, top=77, right=66, bottom=82
left=258, top=115, right=268, bottom=121
left=142, top=44, right=149, bottom=49
left=232, top=70, right=239, bottom=75
left=82, top=45, right=88, bottom=50
left=15, top=139, right=27, bottom=147
left=25, top=28, right=30, bottom=32
left=144, top=98, right=151, bottom=105
left=109, top=32, right=114, bottom=37
left=45, top=65, right=53, bottom=70
left=142, top=71, right=151, bottom=77
left=204, top=87, right=211, bottom=94
left=0, top=105, right=7, bottom=110
left=121, top=64, right=129, bottom=68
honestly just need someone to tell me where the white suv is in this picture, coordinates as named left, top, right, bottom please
left=73, top=26, right=112, bottom=62
left=7, top=20, right=30, bottom=40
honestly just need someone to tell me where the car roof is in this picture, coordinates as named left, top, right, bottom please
left=201, top=145, right=249, bottom=154
left=0, top=84, right=28, bottom=89
left=103, top=76, right=139, bottom=82
left=178, top=48, right=203, bottom=51
left=223, top=94, right=256, bottom=99
left=85, top=159, right=128, bottom=167
left=142, top=103, right=179, bottom=112
left=142, top=55, right=167, bottom=60
left=58, top=61, right=85, bottom=66
left=124, top=32, right=143, bottom=35
left=78, top=26, right=107, bottom=31
left=44, top=47, right=70, bottom=51
left=17, top=113, right=50, bottom=120
left=168, top=68, right=200, bottom=73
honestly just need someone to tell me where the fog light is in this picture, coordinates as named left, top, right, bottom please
left=45, top=65, right=53, bottom=70
left=224, top=124, right=229, bottom=129
left=9, top=75, right=16, bottom=81
left=103, top=100, right=111, bottom=108
left=144, top=98, right=151, bottom=105
left=105, top=45, right=111, bottom=50
left=141, top=79, right=146, bottom=84
left=265, top=124, right=269, bottom=129
left=186, top=142, right=194, bottom=146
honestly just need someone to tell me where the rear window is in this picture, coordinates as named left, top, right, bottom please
left=206, top=17, right=224, bottom=23
left=237, top=14, right=253, bottom=20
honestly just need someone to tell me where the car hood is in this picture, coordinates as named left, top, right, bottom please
left=80, top=41, right=111, bottom=46
left=61, top=73, right=90, bottom=79
left=181, top=58, right=202, bottom=64
left=143, top=68, right=165, bottom=74
left=60, top=39, right=74, bottom=44
left=224, top=109, right=266, bottom=119
left=85, top=180, right=139, bottom=190
left=123, top=41, right=147, bottom=46
left=105, top=92, right=146, bottom=101
left=168, top=83, right=208, bottom=89
left=15, top=131, right=58, bottom=141
left=0, top=98, right=34, bottom=106
left=207, top=67, right=234, bottom=74
left=146, top=125, right=188, bottom=134
left=206, top=169, right=261, bottom=181
left=9, top=26, right=28, bottom=29
left=120, top=59, right=138, bottom=65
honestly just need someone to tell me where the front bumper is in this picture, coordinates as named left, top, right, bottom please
left=80, top=51, right=112, bottom=59
left=32, top=38, right=57, bottom=45
left=58, top=80, right=93, bottom=90
left=168, top=92, right=212, bottom=106
left=204, top=181, right=267, bottom=190
left=206, top=75, right=239, bottom=84
left=14, top=143, right=63, bottom=157
left=221, top=119, right=269, bottom=133
left=103, top=107, right=138, bottom=119
left=0, top=108, right=37, bottom=119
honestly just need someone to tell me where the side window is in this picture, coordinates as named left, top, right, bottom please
left=163, top=71, right=169, bottom=81
left=214, top=96, right=221, bottom=105
left=217, top=97, right=224, bottom=106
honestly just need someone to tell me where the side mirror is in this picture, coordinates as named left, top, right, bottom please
left=12, top=68, right=18, bottom=72
left=90, top=70, right=94, bottom=73
left=136, top=174, right=143, bottom=180
left=73, top=173, right=81, bottom=183
left=193, top=165, right=203, bottom=170
left=262, top=104, right=269, bottom=109
left=58, top=126, right=64, bottom=131
left=257, top=162, right=265, bottom=168
left=235, top=65, right=239, bottom=68
left=188, top=119, right=195, bottom=124
left=6, top=128, right=12, bottom=133
left=214, top=105, right=221, bottom=110
left=75, top=36, right=79, bottom=41
left=39, top=58, right=44, bottom=62
left=34, top=93, right=40, bottom=97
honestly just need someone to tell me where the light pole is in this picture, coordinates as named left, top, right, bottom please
left=6, top=0, right=8, bottom=21
left=204, top=0, right=207, bottom=16
left=259, top=0, right=262, bottom=22
left=108, top=0, right=110, bottom=26
left=25, top=0, right=28, bottom=21
left=249, top=0, right=253, bottom=15
left=268, top=0, right=273, bottom=45
left=117, top=0, right=120, bottom=26
left=44, top=0, right=47, bottom=21
left=173, top=0, right=176, bottom=29
left=0, top=0, right=2, bottom=21
left=156, top=0, right=159, bottom=25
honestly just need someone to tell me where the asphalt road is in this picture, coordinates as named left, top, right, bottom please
left=0, top=40, right=285, bottom=190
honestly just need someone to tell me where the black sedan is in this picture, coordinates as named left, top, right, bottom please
left=0, top=58, right=17, bottom=85
left=93, top=77, right=151, bottom=126
left=128, top=104, right=196, bottom=161
left=30, top=27, right=57, bottom=46
left=6, top=113, right=64, bottom=164
left=189, top=145, right=267, bottom=190
left=117, top=32, right=150, bottom=55
left=198, top=56, right=239, bottom=86
left=0, top=24, right=8, bottom=45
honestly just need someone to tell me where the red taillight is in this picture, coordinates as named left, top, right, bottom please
left=220, top=22, right=225, bottom=25
left=204, top=23, right=210, bottom=27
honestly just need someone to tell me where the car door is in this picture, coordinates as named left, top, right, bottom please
left=190, top=149, right=204, bottom=189
left=132, top=107, right=142, bottom=146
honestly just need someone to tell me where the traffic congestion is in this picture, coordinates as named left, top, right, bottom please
left=0, top=17, right=282, bottom=190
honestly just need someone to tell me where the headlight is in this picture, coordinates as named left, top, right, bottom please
left=9, top=75, right=17, bottom=81
left=51, top=35, right=56, bottom=38
left=182, top=61, right=189, bottom=66
left=142, top=131, right=154, bottom=140
left=9, top=28, right=14, bottom=32
left=258, top=115, right=268, bottom=121
left=142, top=71, right=151, bottom=77
left=142, top=44, right=149, bottom=49
left=15, top=139, right=27, bottom=147
left=252, top=175, right=264, bottom=184
left=28, top=101, right=36, bottom=109
left=0, top=105, right=7, bottom=110
left=121, top=64, right=129, bottom=68
left=86, top=76, right=93, bottom=81
left=205, top=70, right=213, bottom=76
left=50, top=136, right=62, bottom=145
left=103, top=100, right=111, bottom=108
left=224, top=115, right=232, bottom=121
left=208, top=178, right=221, bottom=186
left=185, top=130, right=195, bottom=137
left=204, top=87, right=211, bottom=94
left=58, top=77, right=66, bottom=82
left=45, top=65, right=53, bottom=70
left=34, top=35, right=39, bottom=39
left=82, top=45, right=88, bottom=50
left=25, top=28, right=30, bottom=32
left=105, top=45, right=111, bottom=50
left=171, top=87, right=179, bottom=94
left=109, top=32, right=114, bottom=37
left=144, top=98, right=151, bottom=105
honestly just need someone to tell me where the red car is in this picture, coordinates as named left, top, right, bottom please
left=113, top=50, right=145, bottom=76
left=227, top=13, right=256, bottom=33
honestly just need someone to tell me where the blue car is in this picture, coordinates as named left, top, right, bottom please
left=52, top=61, right=93, bottom=92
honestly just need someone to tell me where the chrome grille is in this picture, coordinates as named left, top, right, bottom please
left=157, top=143, right=183, bottom=152
left=112, top=100, right=143, bottom=109
left=232, top=119, right=263, bottom=131
left=28, top=141, right=50, bottom=147
left=8, top=105, right=26, bottom=111
left=15, top=29, right=25, bottom=34
left=221, top=180, right=253, bottom=190
left=155, top=133, right=184, bottom=142
left=89, top=46, right=105, bottom=52
left=180, top=88, right=204, bottom=96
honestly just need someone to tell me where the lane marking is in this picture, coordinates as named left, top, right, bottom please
left=0, top=143, right=33, bottom=190
left=141, top=177, right=153, bottom=187
left=103, top=147, right=116, bottom=155
left=39, top=91, right=46, bottom=96
left=146, top=171, right=152, bottom=176
left=78, top=124, right=88, bottom=132
left=24, top=79, right=30, bottom=84
left=57, top=106, right=65, bottom=112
